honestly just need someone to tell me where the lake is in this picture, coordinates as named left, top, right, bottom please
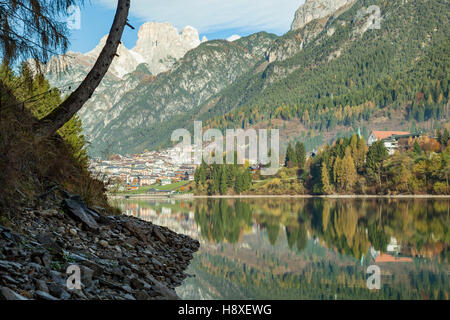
left=111, top=197, right=449, bottom=300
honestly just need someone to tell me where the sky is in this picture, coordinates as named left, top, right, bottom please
left=67, top=0, right=304, bottom=53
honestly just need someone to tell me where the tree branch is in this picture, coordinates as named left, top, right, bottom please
left=35, top=0, right=130, bottom=141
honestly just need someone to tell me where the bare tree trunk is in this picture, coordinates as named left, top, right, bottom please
left=35, top=0, right=131, bottom=141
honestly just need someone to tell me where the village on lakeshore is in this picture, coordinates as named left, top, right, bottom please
left=89, top=147, right=196, bottom=193
left=89, top=128, right=443, bottom=195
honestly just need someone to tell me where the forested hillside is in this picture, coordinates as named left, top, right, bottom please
left=196, top=0, right=449, bottom=152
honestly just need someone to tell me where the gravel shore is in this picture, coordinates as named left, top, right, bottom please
left=0, top=188, right=200, bottom=300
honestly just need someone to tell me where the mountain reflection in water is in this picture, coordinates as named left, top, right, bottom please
left=111, top=197, right=449, bottom=300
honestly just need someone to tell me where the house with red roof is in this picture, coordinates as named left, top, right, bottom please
left=375, top=253, right=413, bottom=263
left=368, top=130, right=411, bottom=155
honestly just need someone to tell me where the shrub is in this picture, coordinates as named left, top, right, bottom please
left=433, top=182, right=449, bottom=195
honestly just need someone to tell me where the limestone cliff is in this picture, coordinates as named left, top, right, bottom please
left=291, top=0, right=354, bottom=31
left=132, top=22, right=201, bottom=75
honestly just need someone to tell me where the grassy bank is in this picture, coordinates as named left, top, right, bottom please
left=114, top=180, right=191, bottom=195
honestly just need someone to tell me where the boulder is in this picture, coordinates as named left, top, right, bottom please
left=63, top=197, right=99, bottom=230
left=0, top=287, right=28, bottom=300
left=153, top=228, right=167, bottom=243
left=35, top=290, right=58, bottom=300
left=122, top=220, right=149, bottom=242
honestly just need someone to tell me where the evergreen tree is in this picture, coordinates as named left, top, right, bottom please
left=354, top=136, right=368, bottom=173
left=413, top=140, right=422, bottom=154
left=243, top=169, right=252, bottom=191
left=226, top=164, right=235, bottom=187
left=1, top=0, right=130, bottom=140
left=366, top=141, right=388, bottom=190
left=219, top=166, right=228, bottom=195
left=296, top=226, right=307, bottom=251
left=295, top=142, right=306, bottom=169
left=1, top=63, right=88, bottom=167
left=443, top=129, right=450, bottom=147
left=194, top=167, right=201, bottom=186
left=0, top=0, right=84, bottom=64
left=235, top=173, right=244, bottom=194
left=266, top=222, right=280, bottom=245
left=210, top=164, right=221, bottom=194
left=199, top=162, right=207, bottom=186
left=436, top=129, right=443, bottom=144
left=285, top=143, right=297, bottom=167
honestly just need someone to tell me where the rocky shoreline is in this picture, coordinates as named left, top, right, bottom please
left=0, top=188, right=200, bottom=300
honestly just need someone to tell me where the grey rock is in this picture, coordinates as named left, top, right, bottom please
left=36, top=233, right=63, bottom=253
left=2, top=275, right=19, bottom=284
left=123, top=293, right=136, bottom=300
left=146, top=274, right=179, bottom=300
left=80, top=265, right=94, bottom=288
left=35, top=279, right=49, bottom=293
left=41, top=253, right=52, bottom=268
left=35, top=290, right=58, bottom=300
left=0, top=287, right=28, bottom=300
left=291, top=0, right=354, bottom=31
left=123, top=221, right=148, bottom=243
left=151, top=257, right=163, bottom=268
left=130, top=278, right=145, bottom=290
left=125, top=237, right=139, bottom=247
left=70, top=289, right=87, bottom=299
left=49, top=270, right=65, bottom=285
left=0, top=185, right=201, bottom=302
left=99, top=240, right=109, bottom=248
left=48, top=283, right=66, bottom=298
left=39, top=209, right=59, bottom=217
left=32, top=256, right=42, bottom=265
left=134, top=290, right=150, bottom=300
left=63, top=197, right=99, bottom=230
left=153, top=228, right=166, bottom=243
left=121, top=284, right=133, bottom=294
left=0, top=260, right=22, bottom=272
left=60, top=289, right=71, bottom=300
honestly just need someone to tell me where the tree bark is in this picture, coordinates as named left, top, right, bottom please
left=35, top=0, right=130, bottom=141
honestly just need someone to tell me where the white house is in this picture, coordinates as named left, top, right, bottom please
left=368, top=130, right=410, bottom=155
left=386, top=237, right=401, bottom=255
left=160, top=179, right=172, bottom=186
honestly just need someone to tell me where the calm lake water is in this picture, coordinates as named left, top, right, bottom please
left=111, top=197, right=449, bottom=300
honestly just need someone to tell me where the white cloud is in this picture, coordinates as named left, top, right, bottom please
left=97, top=0, right=304, bottom=35
left=226, top=34, right=241, bottom=42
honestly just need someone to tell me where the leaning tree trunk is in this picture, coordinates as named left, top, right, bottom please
left=35, top=0, right=130, bottom=141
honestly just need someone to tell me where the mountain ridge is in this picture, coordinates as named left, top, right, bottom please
left=192, top=0, right=448, bottom=153
left=46, top=0, right=449, bottom=156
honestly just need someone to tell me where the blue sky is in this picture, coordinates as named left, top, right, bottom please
left=68, top=0, right=304, bottom=53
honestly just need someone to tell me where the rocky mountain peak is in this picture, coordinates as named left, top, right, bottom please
left=181, top=25, right=200, bottom=41
left=132, top=22, right=201, bottom=75
left=47, top=22, right=203, bottom=80
left=291, top=0, right=354, bottom=31
left=86, top=35, right=145, bottom=78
